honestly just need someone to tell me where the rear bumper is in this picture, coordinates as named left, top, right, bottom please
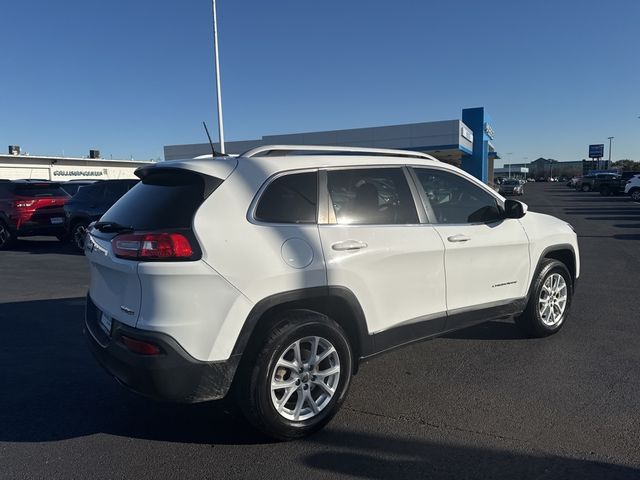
left=84, top=294, right=239, bottom=403
left=8, top=219, right=66, bottom=236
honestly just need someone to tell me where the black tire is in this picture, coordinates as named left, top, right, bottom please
left=599, top=186, right=610, bottom=196
left=70, top=221, right=89, bottom=251
left=582, top=184, right=591, bottom=192
left=630, top=189, right=640, bottom=202
left=235, top=310, right=353, bottom=440
left=0, top=220, right=16, bottom=250
left=515, top=259, right=573, bottom=338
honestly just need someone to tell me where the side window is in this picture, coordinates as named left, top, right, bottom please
left=413, top=168, right=501, bottom=224
left=255, top=172, right=318, bottom=224
left=327, top=168, right=418, bottom=225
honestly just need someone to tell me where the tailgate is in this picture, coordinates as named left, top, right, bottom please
left=85, top=232, right=141, bottom=327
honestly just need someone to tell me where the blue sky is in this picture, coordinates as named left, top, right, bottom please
left=1, top=0, right=638, bottom=164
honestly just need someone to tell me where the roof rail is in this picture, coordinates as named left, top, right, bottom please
left=240, top=145, right=438, bottom=161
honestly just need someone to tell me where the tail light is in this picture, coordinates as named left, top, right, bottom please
left=111, top=232, right=194, bottom=260
left=13, top=199, right=36, bottom=208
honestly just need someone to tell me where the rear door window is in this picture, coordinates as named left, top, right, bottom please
left=255, top=172, right=318, bottom=224
left=326, top=168, right=418, bottom=225
left=99, top=171, right=216, bottom=230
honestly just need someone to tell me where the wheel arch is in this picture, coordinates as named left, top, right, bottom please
left=541, top=245, right=577, bottom=285
left=231, top=286, right=371, bottom=373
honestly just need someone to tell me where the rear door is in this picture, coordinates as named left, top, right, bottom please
left=410, top=167, right=530, bottom=328
left=318, top=167, right=447, bottom=342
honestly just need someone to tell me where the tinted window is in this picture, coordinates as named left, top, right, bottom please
left=413, top=168, right=501, bottom=224
left=100, top=171, right=211, bottom=230
left=13, top=183, right=69, bottom=197
left=76, top=183, right=105, bottom=201
left=255, top=172, right=318, bottom=224
left=104, top=182, right=135, bottom=203
left=327, top=168, right=418, bottom=225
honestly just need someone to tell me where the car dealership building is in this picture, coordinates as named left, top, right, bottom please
left=164, top=107, right=500, bottom=183
left=0, top=149, right=152, bottom=181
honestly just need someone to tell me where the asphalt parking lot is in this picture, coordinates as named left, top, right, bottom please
left=1, top=182, right=639, bottom=479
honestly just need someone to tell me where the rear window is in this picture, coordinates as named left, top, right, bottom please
left=99, top=171, right=216, bottom=230
left=14, top=183, right=69, bottom=197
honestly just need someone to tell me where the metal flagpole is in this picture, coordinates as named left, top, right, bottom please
left=211, top=0, right=225, bottom=154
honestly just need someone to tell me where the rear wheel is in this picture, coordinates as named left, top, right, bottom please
left=70, top=221, right=89, bottom=251
left=582, top=184, right=591, bottom=192
left=235, top=310, right=353, bottom=440
left=630, top=189, right=640, bottom=202
left=599, top=186, right=610, bottom=196
left=515, top=259, right=572, bottom=337
left=0, top=221, right=16, bottom=250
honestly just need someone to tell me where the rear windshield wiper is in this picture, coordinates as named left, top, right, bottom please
left=94, top=221, right=134, bottom=233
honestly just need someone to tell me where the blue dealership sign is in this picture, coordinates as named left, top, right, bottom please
left=589, top=144, right=604, bottom=158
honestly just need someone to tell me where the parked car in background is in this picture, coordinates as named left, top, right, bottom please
left=624, top=174, right=640, bottom=201
left=578, top=173, right=618, bottom=192
left=595, top=172, right=640, bottom=196
left=64, top=179, right=138, bottom=250
left=60, top=180, right=101, bottom=197
left=498, top=178, right=524, bottom=196
left=0, top=180, right=70, bottom=249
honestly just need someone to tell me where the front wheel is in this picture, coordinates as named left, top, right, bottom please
left=630, top=189, right=640, bottom=202
left=582, top=184, right=591, bottom=192
left=515, top=259, right=573, bottom=337
left=235, top=310, right=353, bottom=440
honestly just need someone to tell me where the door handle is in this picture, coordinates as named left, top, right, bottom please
left=331, top=240, right=368, bottom=251
left=447, top=234, right=471, bottom=243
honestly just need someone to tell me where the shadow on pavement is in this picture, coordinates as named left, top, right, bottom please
left=2, top=298, right=639, bottom=478
left=305, top=430, right=639, bottom=480
left=0, top=296, right=262, bottom=445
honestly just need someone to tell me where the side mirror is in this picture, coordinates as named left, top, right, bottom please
left=503, top=199, right=528, bottom=219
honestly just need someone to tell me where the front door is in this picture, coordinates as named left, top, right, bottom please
left=411, top=167, right=530, bottom=328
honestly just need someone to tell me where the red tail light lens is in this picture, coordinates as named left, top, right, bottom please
left=111, top=232, right=194, bottom=260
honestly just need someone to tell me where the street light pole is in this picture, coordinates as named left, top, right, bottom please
left=607, top=136, right=614, bottom=168
left=211, top=0, right=225, bottom=154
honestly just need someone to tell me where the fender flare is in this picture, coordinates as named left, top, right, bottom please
left=230, top=286, right=372, bottom=360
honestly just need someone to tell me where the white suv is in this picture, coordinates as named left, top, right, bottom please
left=85, top=145, right=580, bottom=439
left=624, top=174, right=640, bottom=201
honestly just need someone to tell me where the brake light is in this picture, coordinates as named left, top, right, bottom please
left=119, top=335, right=161, bottom=355
left=13, top=199, right=36, bottom=208
left=111, top=232, right=194, bottom=260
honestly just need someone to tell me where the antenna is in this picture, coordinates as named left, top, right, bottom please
left=202, top=121, right=222, bottom=157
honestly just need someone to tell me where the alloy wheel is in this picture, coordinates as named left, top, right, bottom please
left=538, top=273, right=568, bottom=327
left=73, top=224, right=87, bottom=250
left=270, top=336, right=340, bottom=422
left=0, top=223, right=10, bottom=247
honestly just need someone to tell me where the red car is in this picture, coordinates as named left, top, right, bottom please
left=0, top=180, right=71, bottom=249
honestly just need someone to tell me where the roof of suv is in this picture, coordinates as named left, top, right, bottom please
left=138, top=145, right=441, bottom=180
